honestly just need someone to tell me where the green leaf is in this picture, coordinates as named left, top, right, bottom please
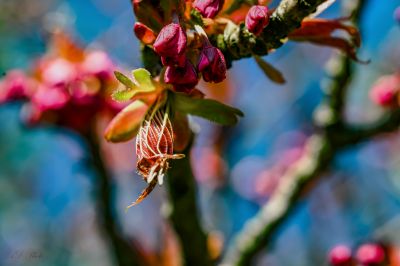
left=114, top=71, right=136, bottom=88
left=112, top=69, right=158, bottom=102
left=254, top=56, right=286, bottom=84
left=104, top=100, right=149, bottom=142
left=132, top=68, right=155, bottom=91
left=172, top=92, right=244, bottom=126
left=112, top=87, right=136, bottom=102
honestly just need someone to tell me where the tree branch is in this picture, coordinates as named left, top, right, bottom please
left=213, top=0, right=328, bottom=64
left=85, top=130, right=144, bottom=266
left=165, top=138, right=213, bottom=266
left=221, top=1, right=381, bottom=265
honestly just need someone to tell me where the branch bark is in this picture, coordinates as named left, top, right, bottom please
left=220, top=1, right=385, bottom=265
left=213, top=0, right=328, bottom=64
left=85, top=130, right=144, bottom=266
left=166, top=138, right=213, bottom=266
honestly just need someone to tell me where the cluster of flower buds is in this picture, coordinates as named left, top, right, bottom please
left=150, top=21, right=227, bottom=92
left=245, top=5, right=270, bottom=35
left=0, top=33, right=119, bottom=133
left=369, top=74, right=400, bottom=108
left=328, top=243, right=386, bottom=266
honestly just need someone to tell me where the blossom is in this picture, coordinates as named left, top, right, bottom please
left=328, top=245, right=353, bottom=266
left=0, top=70, right=34, bottom=103
left=41, top=58, right=77, bottom=87
left=245, top=5, right=269, bottom=35
left=133, top=22, right=156, bottom=45
left=193, top=0, right=225, bottom=19
left=197, top=44, right=226, bottom=83
left=81, top=50, right=114, bottom=80
left=153, top=23, right=187, bottom=66
left=369, top=74, right=400, bottom=107
left=164, top=60, right=198, bottom=92
left=355, top=243, right=385, bottom=265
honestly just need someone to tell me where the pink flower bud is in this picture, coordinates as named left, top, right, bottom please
left=369, top=75, right=400, bottom=107
left=328, top=245, right=353, bottom=266
left=32, top=85, right=70, bottom=111
left=153, top=23, right=187, bottom=66
left=42, top=58, right=77, bottom=87
left=81, top=51, right=114, bottom=80
left=198, top=44, right=226, bottom=83
left=193, top=0, right=225, bottom=19
left=356, top=243, right=385, bottom=265
left=0, top=70, right=34, bottom=103
left=164, top=60, right=198, bottom=92
left=245, top=5, right=270, bottom=35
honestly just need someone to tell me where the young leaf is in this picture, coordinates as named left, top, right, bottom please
left=104, top=100, right=149, bottom=142
left=132, top=68, right=155, bottom=91
left=171, top=92, right=244, bottom=126
left=112, top=87, right=136, bottom=102
left=114, top=71, right=136, bottom=89
left=254, top=56, right=286, bottom=84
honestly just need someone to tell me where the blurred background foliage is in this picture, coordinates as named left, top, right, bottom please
left=1, top=0, right=400, bottom=265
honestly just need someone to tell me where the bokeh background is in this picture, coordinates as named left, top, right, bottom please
left=1, top=0, right=400, bottom=265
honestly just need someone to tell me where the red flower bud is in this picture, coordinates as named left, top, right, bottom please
left=164, top=60, right=198, bottom=92
left=193, top=0, right=225, bottom=19
left=133, top=22, right=156, bottom=44
left=356, top=243, right=385, bottom=265
left=245, top=5, right=269, bottom=35
left=369, top=75, right=400, bottom=107
left=153, top=23, right=187, bottom=66
left=198, top=44, right=226, bottom=83
left=328, top=245, right=353, bottom=266
left=0, top=70, right=34, bottom=103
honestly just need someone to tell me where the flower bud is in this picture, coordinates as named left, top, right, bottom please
left=134, top=22, right=156, bottom=44
left=42, top=58, right=77, bottom=87
left=328, top=245, right=353, bottom=266
left=164, top=60, right=198, bottom=92
left=0, top=70, right=34, bottom=103
left=193, top=0, right=225, bottom=19
left=153, top=23, right=187, bottom=66
left=198, top=45, right=226, bottom=83
left=81, top=51, right=114, bottom=80
left=369, top=75, right=400, bottom=107
left=245, top=5, right=269, bottom=35
left=356, top=243, right=385, bottom=265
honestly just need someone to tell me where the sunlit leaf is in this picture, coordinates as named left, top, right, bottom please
left=112, top=87, right=136, bottom=102
left=104, top=100, right=149, bottom=142
left=254, top=56, right=286, bottom=84
left=114, top=71, right=136, bottom=89
left=132, top=68, right=155, bottom=91
left=171, top=92, right=244, bottom=126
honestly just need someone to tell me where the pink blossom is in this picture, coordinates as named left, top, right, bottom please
left=369, top=74, right=400, bottom=107
left=328, top=245, right=353, bottom=266
left=193, top=0, right=225, bottom=19
left=198, top=44, right=226, bottom=83
left=356, top=243, right=385, bottom=265
left=81, top=51, right=114, bottom=80
left=153, top=23, right=187, bottom=66
left=245, top=5, right=269, bottom=35
left=42, top=58, right=77, bottom=87
left=0, top=70, right=34, bottom=103
left=164, top=60, right=198, bottom=92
